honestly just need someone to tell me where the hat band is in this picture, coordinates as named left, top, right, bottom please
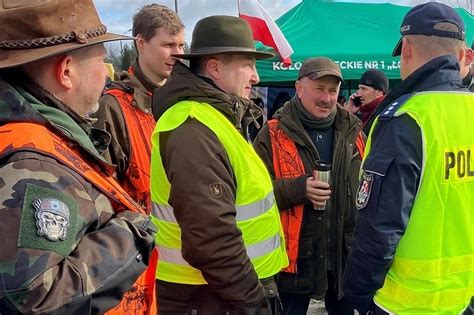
left=431, top=29, right=465, bottom=40
left=0, top=25, right=107, bottom=49
left=190, top=46, right=258, bottom=54
left=298, top=69, right=342, bottom=80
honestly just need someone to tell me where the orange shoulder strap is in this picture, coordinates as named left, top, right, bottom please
left=268, top=119, right=306, bottom=179
left=0, top=122, right=145, bottom=214
left=104, top=87, right=155, bottom=212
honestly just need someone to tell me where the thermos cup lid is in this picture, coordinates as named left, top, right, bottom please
left=314, top=160, right=331, bottom=171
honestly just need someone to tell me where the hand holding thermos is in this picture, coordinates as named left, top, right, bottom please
left=306, top=160, right=331, bottom=210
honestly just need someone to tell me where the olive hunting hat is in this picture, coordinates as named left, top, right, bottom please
left=0, top=0, right=133, bottom=69
left=173, top=15, right=274, bottom=60
left=392, top=2, right=465, bottom=56
left=298, top=57, right=343, bottom=82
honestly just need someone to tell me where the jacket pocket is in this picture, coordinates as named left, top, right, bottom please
left=277, top=239, right=314, bottom=294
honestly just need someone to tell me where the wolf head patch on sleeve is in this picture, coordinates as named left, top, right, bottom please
left=33, top=198, right=70, bottom=241
left=356, top=171, right=373, bottom=210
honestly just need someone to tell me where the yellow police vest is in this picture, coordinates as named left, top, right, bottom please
left=365, top=92, right=474, bottom=314
left=150, top=100, right=288, bottom=284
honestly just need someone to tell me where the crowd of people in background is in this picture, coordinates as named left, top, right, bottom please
left=0, top=1, right=472, bottom=314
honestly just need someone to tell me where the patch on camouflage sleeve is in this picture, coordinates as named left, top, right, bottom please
left=18, top=183, right=79, bottom=257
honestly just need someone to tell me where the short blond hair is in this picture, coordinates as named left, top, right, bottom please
left=407, top=22, right=465, bottom=57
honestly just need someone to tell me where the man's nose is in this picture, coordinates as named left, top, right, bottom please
left=320, top=90, right=331, bottom=103
left=250, top=65, right=259, bottom=85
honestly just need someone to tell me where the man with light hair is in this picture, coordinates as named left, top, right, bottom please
left=94, top=4, right=184, bottom=212
left=343, top=3, right=473, bottom=314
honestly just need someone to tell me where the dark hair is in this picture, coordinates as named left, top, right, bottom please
left=189, top=54, right=235, bottom=75
left=338, top=95, right=347, bottom=105
left=133, top=4, right=184, bottom=40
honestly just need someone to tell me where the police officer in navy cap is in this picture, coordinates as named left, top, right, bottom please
left=343, top=2, right=474, bottom=314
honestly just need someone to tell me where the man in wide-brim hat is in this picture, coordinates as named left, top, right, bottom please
left=149, top=15, right=288, bottom=314
left=0, top=1, right=156, bottom=313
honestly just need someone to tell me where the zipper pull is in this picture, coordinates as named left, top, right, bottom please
left=249, top=108, right=261, bottom=129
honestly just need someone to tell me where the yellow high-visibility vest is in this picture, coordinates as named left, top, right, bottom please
left=365, top=92, right=474, bottom=314
left=150, top=100, right=288, bottom=284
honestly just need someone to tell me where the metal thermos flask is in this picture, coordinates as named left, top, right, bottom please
left=313, top=160, right=331, bottom=210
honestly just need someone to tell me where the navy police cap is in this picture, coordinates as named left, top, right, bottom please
left=392, top=2, right=465, bottom=57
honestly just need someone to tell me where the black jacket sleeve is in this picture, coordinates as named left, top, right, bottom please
left=343, top=114, right=422, bottom=313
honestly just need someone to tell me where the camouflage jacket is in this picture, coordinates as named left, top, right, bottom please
left=0, top=72, right=155, bottom=314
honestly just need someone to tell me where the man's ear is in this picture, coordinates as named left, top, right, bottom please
left=135, top=34, right=146, bottom=54
left=54, top=54, right=74, bottom=90
left=295, top=79, right=303, bottom=97
left=463, top=47, right=473, bottom=67
left=205, top=57, right=220, bottom=81
left=401, top=37, right=412, bottom=64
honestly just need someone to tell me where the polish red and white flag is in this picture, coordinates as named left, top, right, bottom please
left=238, top=0, right=294, bottom=66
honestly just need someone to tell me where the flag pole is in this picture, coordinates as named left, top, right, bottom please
left=237, top=0, right=240, bottom=16
left=175, top=0, right=178, bottom=14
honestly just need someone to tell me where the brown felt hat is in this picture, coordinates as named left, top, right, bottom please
left=0, top=0, right=133, bottom=69
left=173, top=15, right=274, bottom=60
left=298, top=57, right=343, bottom=82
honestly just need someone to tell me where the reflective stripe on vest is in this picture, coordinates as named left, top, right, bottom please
left=150, top=101, right=288, bottom=284
left=152, top=191, right=275, bottom=223
left=0, top=122, right=157, bottom=315
left=104, top=87, right=155, bottom=212
left=368, top=92, right=474, bottom=314
left=156, top=232, right=281, bottom=264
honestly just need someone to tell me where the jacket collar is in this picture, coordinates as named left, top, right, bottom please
left=107, top=60, right=157, bottom=113
left=277, top=99, right=361, bottom=147
left=0, top=71, right=115, bottom=175
left=152, top=61, right=262, bottom=136
left=131, top=60, right=160, bottom=93
left=370, top=55, right=466, bottom=122
left=360, top=95, right=385, bottom=114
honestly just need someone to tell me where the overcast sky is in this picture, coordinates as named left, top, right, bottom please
left=95, top=0, right=464, bottom=52
left=95, top=0, right=439, bottom=40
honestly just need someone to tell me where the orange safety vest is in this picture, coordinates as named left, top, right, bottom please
left=268, top=119, right=364, bottom=273
left=0, top=122, right=157, bottom=315
left=104, top=87, right=155, bottom=212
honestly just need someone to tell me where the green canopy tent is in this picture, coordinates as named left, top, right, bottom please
left=255, top=0, right=474, bottom=86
